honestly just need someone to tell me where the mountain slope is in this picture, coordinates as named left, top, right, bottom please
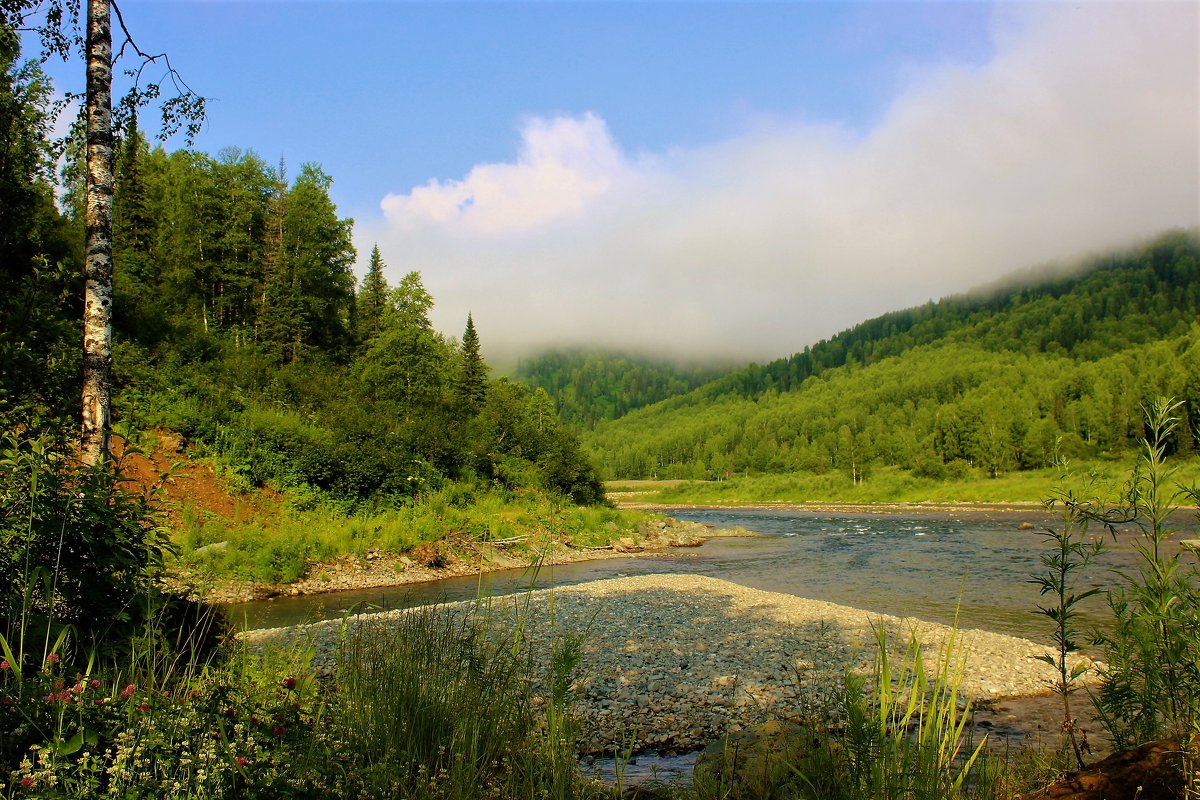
left=584, top=230, right=1200, bottom=481
left=514, top=350, right=734, bottom=430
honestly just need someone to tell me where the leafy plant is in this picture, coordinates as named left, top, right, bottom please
left=1089, top=399, right=1200, bottom=752
left=1030, top=460, right=1106, bottom=768
left=0, top=429, right=175, bottom=664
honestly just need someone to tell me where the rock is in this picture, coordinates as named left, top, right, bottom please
left=1019, top=522, right=1036, bottom=530
left=1027, top=738, right=1189, bottom=800
left=191, top=540, right=229, bottom=557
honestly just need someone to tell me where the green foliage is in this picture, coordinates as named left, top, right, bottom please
left=356, top=243, right=389, bottom=347
left=0, top=27, right=81, bottom=427
left=1030, top=464, right=1106, bottom=768
left=331, top=603, right=585, bottom=798
left=516, top=349, right=734, bottom=430
left=172, top=485, right=651, bottom=585
left=586, top=232, right=1200, bottom=483
left=1090, top=398, right=1200, bottom=750
left=0, top=429, right=175, bottom=661
left=696, top=620, right=997, bottom=800
left=1, top=598, right=602, bottom=799
left=455, top=313, right=489, bottom=414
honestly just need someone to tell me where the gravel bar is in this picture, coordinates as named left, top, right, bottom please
left=242, top=573, right=1093, bottom=755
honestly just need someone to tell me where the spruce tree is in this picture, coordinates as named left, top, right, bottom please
left=357, top=243, right=389, bottom=347
left=456, top=312, right=488, bottom=413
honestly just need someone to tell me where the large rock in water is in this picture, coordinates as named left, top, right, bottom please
left=1028, top=739, right=1189, bottom=800
left=692, top=720, right=816, bottom=800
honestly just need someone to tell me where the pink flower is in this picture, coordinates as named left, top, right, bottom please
left=44, top=653, right=59, bottom=665
left=89, top=679, right=101, bottom=690
left=283, top=676, right=297, bottom=691
left=235, top=756, right=247, bottom=768
left=1, top=659, right=9, bottom=671
left=119, top=684, right=136, bottom=700
left=139, top=702, right=151, bottom=713
left=20, top=776, right=33, bottom=788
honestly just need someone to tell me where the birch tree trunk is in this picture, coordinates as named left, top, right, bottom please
left=81, top=0, right=114, bottom=466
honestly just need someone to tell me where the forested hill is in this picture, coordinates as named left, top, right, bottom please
left=696, top=230, right=1200, bottom=402
left=583, top=230, right=1200, bottom=481
left=514, top=351, right=734, bottom=430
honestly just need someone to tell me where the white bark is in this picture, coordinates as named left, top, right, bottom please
left=81, top=0, right=114, bottom=466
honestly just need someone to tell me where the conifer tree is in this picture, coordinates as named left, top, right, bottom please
left=455, top=312, right=488, bottom=413
left=357, top=243, right=389, bottom=347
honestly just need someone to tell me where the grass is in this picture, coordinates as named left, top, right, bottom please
left=1, top=582, right=606, bottom=799
left=618, top=458, right=1200, bottom=506
left=691, top=615, right=1060, bottom=800
left=170, top=483, right=659, bottom=586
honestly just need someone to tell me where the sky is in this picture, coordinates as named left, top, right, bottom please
left=28, top=1, right=1200, bottom=364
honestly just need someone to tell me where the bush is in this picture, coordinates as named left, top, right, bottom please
left=0, top=429, right=174, bottom=663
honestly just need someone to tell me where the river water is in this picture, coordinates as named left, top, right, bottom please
left=228, top=506, right=1196, bottom=646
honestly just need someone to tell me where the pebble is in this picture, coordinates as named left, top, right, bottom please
left=242, top=573, right=1094, bottom=756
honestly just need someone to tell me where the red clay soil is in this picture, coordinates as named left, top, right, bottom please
left=113, top=432, right=276, bottom=525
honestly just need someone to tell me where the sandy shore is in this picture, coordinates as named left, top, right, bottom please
left=243, top=573, right=1094, bottom=756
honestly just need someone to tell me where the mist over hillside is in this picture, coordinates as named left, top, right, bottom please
left=577, top=230, right=1200, bottom=482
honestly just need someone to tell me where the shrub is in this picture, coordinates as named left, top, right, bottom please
left=0, top=429, right=174, bottom=663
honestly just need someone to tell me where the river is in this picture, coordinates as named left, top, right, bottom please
left=227, top=506, right=1196, bottom=646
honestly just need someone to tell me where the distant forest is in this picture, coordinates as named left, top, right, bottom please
left=515, top=351, right=732, bottom=430
left=582, top=231, right=1200, bottom=481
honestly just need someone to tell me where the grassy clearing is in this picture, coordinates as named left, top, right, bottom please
left=169, top=483, right=657, bottom=586
left=621, top=458, right=1200, bottom=506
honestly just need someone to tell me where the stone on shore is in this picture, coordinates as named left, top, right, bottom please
left=242, top=573, right=1093, bottom=756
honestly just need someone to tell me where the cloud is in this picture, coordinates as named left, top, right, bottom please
left=380, top=112, right=637, bottom=236
left=361, top=3, right=1199, bottom=363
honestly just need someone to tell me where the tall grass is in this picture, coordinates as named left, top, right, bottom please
left=329, top=599, right=590, bottom=799
left=694, top=618, right=998, bottom=800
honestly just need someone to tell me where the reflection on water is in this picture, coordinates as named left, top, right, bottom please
left=228, top=507, right=1197, bottom=646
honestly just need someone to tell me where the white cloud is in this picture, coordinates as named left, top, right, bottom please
left=361, top=3, right=1199, bottom=363
left=380, top=112, right=636, bottom=236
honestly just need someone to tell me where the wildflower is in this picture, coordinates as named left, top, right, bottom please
left=119, top=684, right=135, bottom=700
left=1, top=659, right=9, bottom=670
left=89, top=679, right=100, bottom=690
left=283, top=676, right=297, bottom=691
left=235, top=756, right=247, bottom=768
left=20, top=776, right=33, bottom=788
left=139, top=702, right=151, bottom=713
left=272, top=725, right=285, bottom=737
left=44, top=653, right=59, bottom=665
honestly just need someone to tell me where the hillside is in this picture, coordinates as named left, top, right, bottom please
left=514, top=350, right=734, bottom=430
left=583, top=230, right=1200, bottom=482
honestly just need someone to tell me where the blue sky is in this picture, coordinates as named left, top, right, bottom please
left=90, top=2, right=994, bottom=218
left=27, top=2, right=1200, bottom=361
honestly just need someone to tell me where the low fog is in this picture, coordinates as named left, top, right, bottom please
left=357, top=3, right=1199, bottom=364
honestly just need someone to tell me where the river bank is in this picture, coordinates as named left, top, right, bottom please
left=242, top=573, right=1095, bottom=757
left=174, top=518, right=748, bottom=605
